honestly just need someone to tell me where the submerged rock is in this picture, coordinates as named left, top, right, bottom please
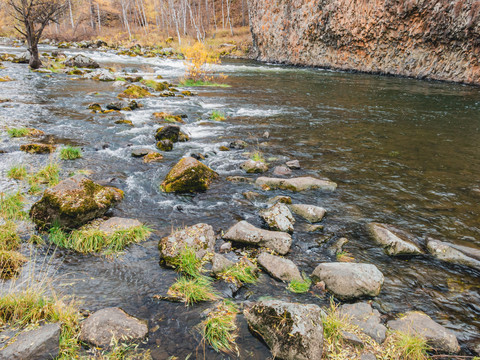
left=0, top=323, right=61, bottom=360
left=289, top=204, right=326, bottom=223
left=159, top=223, right=215, bottom=265
left=368, top=222, right=423, bottom=256
left=79, top=307, right=147, bottom=348
left=311, top=262, right=384, bottom=299
left=223, top=220, right=292, bottom=255
left=387, top=312, right=460, bottom=353
left=244, top=300, right=323, bottom=360
left=256, top=176, right=337, bottom=192
left=267, top=195, right=292, bottom=205
left=240, top=159, right=268, bottom=173
left=257, top=252, right=302, bottom=282
left=260, top=202, right=295, bottom=233
left=339, top=302, right=387, bottom=344
left=161, top=157, right=218, bottom=193
left=30, top=175, right=123, bottom=229
left=20, top=143, right=55, bottom=154
left=64, top=54, right=99, bottom=68
left=426, top=238, right=480, bottom=270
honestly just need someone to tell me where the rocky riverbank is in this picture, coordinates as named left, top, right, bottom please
left=247, top=0, right=480, bottom=86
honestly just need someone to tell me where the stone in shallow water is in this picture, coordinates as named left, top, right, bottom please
left=260, top=202, right=295, bottom=233
left=131, top=148, right=151, bottom=157
left=30, top=175, right=123, bottom=229
left=387, top=311, right=460, bottom=354
left=311, top=262, right=384, bottom=299
left=64, top=54, right=99, bottom=68
left=273, top=165, right=292, bottom=176
left=79, top=307, right=147, bottom=348
left=223, top=220, right=292, bottom=255
left=20, top=143, right=55, bottom=154
left=339, top=302, right=387, bottom=343
left=244, top=300, right=323, bottom=360
left=212, top=253, right=235, bottom=275
left=0, top=323, right=61, bottom=360
left=426, top=237, right=480, bottom=270
left=155, top=124, right=180, bottom=142
left=240, top=159, right=268, bottom=173
left=368, top=222, right=423, bottom=256
left=256, top=176, right=337, bottom=192
left=286, top=159, right=301, bottom=169
left=257, top=252, right=302, bottom=282
left=289, top=204, right=326, bottom=223
left=161, top=157, right=218, bottom=193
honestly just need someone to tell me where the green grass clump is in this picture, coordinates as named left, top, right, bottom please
left=0, top=250, right=27, bottom=279
left=250, top=151, right=265, bottom=163
left=287, top=275, right=312, bottom=294
left=141, top=79, right=166, bottom=91
left=7, top=165, right=28, bottom=180
left=30, top=163, right=60, bottom=186
left=48, top=225, right=151, bottom=254
left=115, top=77, right=126, bottom=82
left=210, top=110, right=226, bottom=121
left=0, top=286, right=80, bottom=358
left=385, top=331, right=430, bottom=360
left=167, top=276, right=217, bottom=306
left=0, top=221, right=21, bottom=251
left=0, top=192, right=25, bottom=220
left=180, top=79, right=231, bottom=88
left=7, top=127, right=30, bottom=137
left=170, top=246, right=205, bottom=278
left=218, top=261, right=257, bottom=286
left=200, top=300, right=238, bottom=353
left=59, top=146, right=82, bottom=160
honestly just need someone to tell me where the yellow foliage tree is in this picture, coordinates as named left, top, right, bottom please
left=182, top=42, right=220, bottom=82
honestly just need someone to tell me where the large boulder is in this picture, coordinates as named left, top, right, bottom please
left=160, top=157, right=218, bottom=193
left=256, top=176, right=337, bottom=192
left=339, top=302, right=387, bottom=343
left=244, top=300, right=323, bottom=360
left=159, top=223, right=215, bottom=265
left=0, top=323, right=60, bottom=360
left=79, top=307, right=148, bottom=348
left=368, top=222, right=423, bottom=256
left=289, top=204, right=326, bottom=223
left=223, top=221, right=292, bottom=255
left=257, top=252, right=302, bottom=282
left=155, top=124, right=180, bottom=142
left=311, top=262, right=384, bottom=299
left=30, top=175, right=123, bottom=229
left=260, top=202, right=295, bottom=233
left=64, top=54, right=99, bottom=68
left=387, top=312, right=460, bottom=354
left=426, top=238, right=480, bottom=270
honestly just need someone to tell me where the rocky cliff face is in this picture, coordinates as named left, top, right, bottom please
left=247, top=0, right=480, bottom=85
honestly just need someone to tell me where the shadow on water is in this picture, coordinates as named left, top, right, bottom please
left=0, top=47, right=479, bottom=358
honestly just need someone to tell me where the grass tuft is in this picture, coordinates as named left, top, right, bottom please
left=170, top=246, right=205, bottom=278
left=200, top=300, right=238, bottom=354
left=218, top=261, right=257, bottom=286
left=210, top=110, right=226, bottom=121
left=0, top=221, right=21, bottom=251
left=7, top=127, right=30, bottom=138
left=385, top=331, right=430, bottom=360
left=0, top=192, right=25, bottom=220
left=0, top=250, right=27, bottom=279
left=48, top=225, right=151, bottom=254
left=7, top=165, right=28, bottom=180
left=287, top=275, right=312, bottom=293
left=59, top=146, right=82, bottom=160
left=250, top=151, right=265, bottom=163
left=30, top=163, right=60, bottom=187
left=167, top=276, right=218, bottom=306
left=180, top=79, right=231, bottom=87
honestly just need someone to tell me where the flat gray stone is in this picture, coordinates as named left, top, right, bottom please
left=257, top=252, right=302, bottom=282
left=426, top=238, right=480, bottom=270
left=223, top=220, right=292, bottom=255
left=273, top=166, right=292, bottom=176
left=79, top=307, right=148, bottom=348
left=339, top=302, right=387, bottom=343
left=212, top=253, right=235, bottom=275
left=285, top=160, right=301, bottom=169
left=387, top=311, right=459, bottom=353
left=131, top=148, right=151, bottom=157
left=244, top=300, right=323, bottom=360
left=368, top=222, right=423, bottom=256
left=0, top=323, right=60, bottom=360
left=256, top=176, right=337, bottom=192
left=312, top=263, right=384, bottom=299
left=98, top=217, right=143, bottom=235
left=260, top=202, right=295, bottom=233
left=289, top=204, right=326, bottom=223
left=341, top=331, right=364, bottom=347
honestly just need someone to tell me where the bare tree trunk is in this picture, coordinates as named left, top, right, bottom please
left=226, top=0, right=233, bottom=35
left=121, top=0, right=132, bottom=38
left=221, top=0, right=225, bottom=29
left=68, top=0, right=74, bottom=29
left=212, top=0, right=217, bottom=31
left=97, top=3, right=101, bottom=31
left=90, top=0, right=96, bottom=31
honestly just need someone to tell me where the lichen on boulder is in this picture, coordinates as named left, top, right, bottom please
left=118, top=85, right=152, bottom=99
left=161, top=157, right=218, bottom=193
left=30, top=175, right=124, bottom=229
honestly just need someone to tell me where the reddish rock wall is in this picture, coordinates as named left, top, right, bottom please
left=247, top=0, right=480, bottom=85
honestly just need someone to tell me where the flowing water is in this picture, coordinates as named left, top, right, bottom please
left=0, top=43, right=479, bottom=358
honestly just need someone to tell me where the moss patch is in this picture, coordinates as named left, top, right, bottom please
left=118, top=85, right=152, bottom=99
left=161, top=157, right=218, bottom=193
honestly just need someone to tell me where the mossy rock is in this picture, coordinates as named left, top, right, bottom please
left=88, top=103, right=102, bottom=111
left=30, top=175, right=124, bottom=229
left=67, top=69, right=84, bottom=75
left=152, top=112, right=184, bottom=123
left=141, top=79, right=167, bottom=92
left=155, top=125, right=180, bottom=142
left=161, top=157, right=218, bottom=193
left=181, top=91, right=194, bottom=96
left=20, top=143, right=55, bottom=154
left=114, top=119, right=133, bottom=125
left=144, top=152, right=163, bottom=163
left=118, top=85, right=152, bottom=99
left=156, top=140, right=173, bottom=151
